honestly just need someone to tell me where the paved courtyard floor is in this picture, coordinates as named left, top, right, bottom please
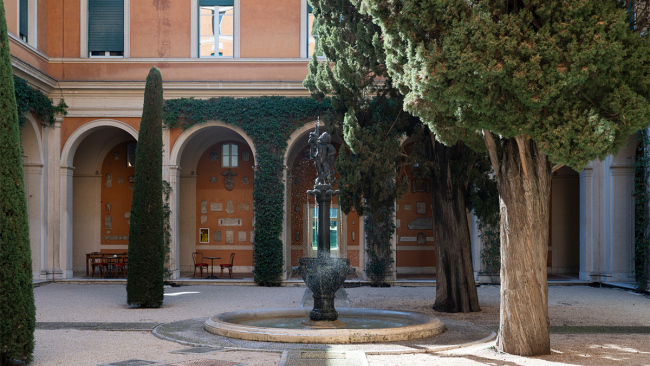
left=32, top=283, right=650, bottom=366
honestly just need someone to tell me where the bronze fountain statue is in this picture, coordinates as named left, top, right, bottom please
left=298, top=121, right=354, bottom=325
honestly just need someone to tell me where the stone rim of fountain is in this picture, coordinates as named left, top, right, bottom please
left=203, top=307, right=445, bottom=344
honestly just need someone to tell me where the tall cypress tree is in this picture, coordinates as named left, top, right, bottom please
left=127, top=67, right=165, bottom=308
left=0, top=2, right=36, bottom=364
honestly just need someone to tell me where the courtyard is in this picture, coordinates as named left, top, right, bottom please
left=32, top=282, right=650, bottom=366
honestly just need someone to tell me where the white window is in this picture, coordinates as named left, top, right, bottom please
left=200, top=1, right=234, bottom=57
left=222, top=143, right=238, bottom=168
left=308, top=205, right=340, bottom=257
left=307, top=6, right=324, bottom=58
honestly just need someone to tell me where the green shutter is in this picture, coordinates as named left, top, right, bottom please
left=88, top=0, right=124, bottom=52
left=19, top=0, right=28, bottom=40
left=307, top=4, right=313, bottom=13
left=200, top=0, right=234, bottom=6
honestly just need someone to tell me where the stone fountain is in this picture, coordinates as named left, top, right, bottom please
left=298, top=121, right=354, bottom=325
left=202, top=121, right=445, bottom=343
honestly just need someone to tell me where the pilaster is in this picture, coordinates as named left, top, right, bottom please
left=43, top=117, right=62, bottom=280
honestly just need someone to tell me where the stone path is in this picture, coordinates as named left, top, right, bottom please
left=279, top=351, right=368, bottom=366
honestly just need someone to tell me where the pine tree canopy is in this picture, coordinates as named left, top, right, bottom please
left=358, top=0, right=650, bottom=170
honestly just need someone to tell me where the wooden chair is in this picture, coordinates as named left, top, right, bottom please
left=192, top=252, right=209, bottom=278
left=90, top=253, right=107, bottom=278
left=220, top=253, right=235, bottom=279
left=114, top=252, right=128, bottom=278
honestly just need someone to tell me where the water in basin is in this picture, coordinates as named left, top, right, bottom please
left=233, top=316, right=415, bottom=329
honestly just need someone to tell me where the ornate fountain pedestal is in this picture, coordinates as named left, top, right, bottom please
left=298, top=257, right=354, bottom=322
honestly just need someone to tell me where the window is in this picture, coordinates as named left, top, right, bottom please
left=222, top=143, right=238, bottom=168
left=19, top=0, right=28, bottom=42
left=199, top=0, right=234, bottom=57
left=307, top=5, right=324, bottom=58
left=309, top=206, right=340, bottom=256
left=88, top=0, right=124, bottom=57
left=126, top=142, right=136, bottom=167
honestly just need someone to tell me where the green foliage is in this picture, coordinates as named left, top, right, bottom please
left=127, top=67, right=165, bottom=308
left=305, top=0, right=415, bottom=283
left=163, top=97, right=331, bottom=285
left=13, top=76, right=67, bottom=128
left=0, top=2, right=35, bottom=364
left=358, top=0, right=650, bottom=171
left=633, top=129, right=650, bottom=292
left=162, top=180, right=173, bottom=280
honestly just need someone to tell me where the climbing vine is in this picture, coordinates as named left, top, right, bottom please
left=162, top=180, right=173, bottom=280
left=13, top=76, right=67, bottom=127
left=633, top=129, right=650, bottom=293
left=163, top=96, right=331, bottom=285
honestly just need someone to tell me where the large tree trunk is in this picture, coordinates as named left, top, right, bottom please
left=430, top=140, right=480, bottom=313
left=484, top=132, right=551, bottom=356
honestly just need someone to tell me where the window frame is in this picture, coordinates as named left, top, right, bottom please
left=306, top=204, right=341, bottom=257
left=221, top=143, right=239, bottom=168
left=81, top=0, right=130, bottom=58
left=194, top=0, right=240, bottom=58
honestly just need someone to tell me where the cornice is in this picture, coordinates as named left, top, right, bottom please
left=48, top=57, right=316, bottom=63
left=11, top=55, right=57, bottom=92
left=7, top=32, right=50, bottom=62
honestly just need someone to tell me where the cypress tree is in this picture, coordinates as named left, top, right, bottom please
left=127, top=67, right=165, bottom=308
left=0, top=2, right=36, bottom=364
left=358, top=0, right=650, bottom=356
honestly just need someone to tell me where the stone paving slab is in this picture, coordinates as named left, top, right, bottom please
left=37, top=322, right=159, bottom=331
left=279, top=351, right=368, bottom=366
left=152, top=317, right=494, bottom=354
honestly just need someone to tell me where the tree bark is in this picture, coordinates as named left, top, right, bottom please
left=484, top=132, right=551, bottom=356
left=430, top=140, right=480, bottom=313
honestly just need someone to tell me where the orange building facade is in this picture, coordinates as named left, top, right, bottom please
left=9, top=0, right=634, bottom=284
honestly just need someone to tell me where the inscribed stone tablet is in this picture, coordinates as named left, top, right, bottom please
left=250, top=231, right=254, bottom=242
left=124, top=212, right=130, bottom=219
left=200, top=215, right=207, bottom=224
left=104, top=216, right=112, bottom=229
left=211, top=202, right=222, bottom=212
left=226, top=229, right=234, bottom=244
left=237, top=203, right=250, bottom=211
left=416, top=201, right=426, bottom=214
left=238, top=231, right=247, bottom=242
left=201, top=200, right=207, bottom=214
left=214, top=231, right=221, bottom=242
left=407, top=217, right=433, bottom=230
left=226, top=200, right=234, bottom=214
left=404, top=205, right=412, bottom=211
left=218, top=218, right=242, bottom=226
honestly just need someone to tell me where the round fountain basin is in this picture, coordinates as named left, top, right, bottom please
left=204, top=307, right=445, bottom=343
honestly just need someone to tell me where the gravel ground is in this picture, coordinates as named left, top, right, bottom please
left=32, top=283, right=650, bottom=366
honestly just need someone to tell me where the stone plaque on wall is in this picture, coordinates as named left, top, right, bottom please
left=201, top=215, right=207, bottom=224
left=407, top=217, right=432, bottom=230
left=250, top=231, right=254, bottom=243
left=214, top=231, right=221, bottom=242
left=117, top=176, right=123, bottom=184
left=226, top=200, right=235, bottom=214
left=218, top=218, right=243, bottom=226
left=226, top=229, right=234, bottom=244
left=201, top=200, right=207, bottom=214
left=211, top=202, right=222, bottom=212
left=400, top=237, right=417, bottom=242
left=417, top=232, right=426, bottom=245
left=416, top=201, right=426, bottom=214
left=103, top=235, right=128, bottom=240
left=396, top=219, right=400, bottom=228
left=105, top=216, right=112, bottom=229
left=237, top=203, right=250, bottom=211
left=242, top=150, right=250, bottom=162
left=124, top=212, right=130, bottom=219
left=352, top=231, right=356, bottom=241
left=238, top=231, right=247, bottom=242
left=404, top=205, right=412, bottom=211
left=105, top=203, right=111, bottom=211
left=210, top=176, right=218, bottom=184
left=105, top=173, right=112, bottom=188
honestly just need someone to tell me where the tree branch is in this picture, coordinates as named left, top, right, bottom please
left=483, top=129, right=501, bottom=174
left=515, top=135, right=530, bottom=179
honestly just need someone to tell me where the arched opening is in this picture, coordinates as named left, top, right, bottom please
left=549, top=166, right=580, bottom=279
left=20, top=113, right=44, bottom=279
left=61, top=120, right=138, bottom=277
left=284, top=124, right=358, bottom=277
left=172, top=123, right=256, bottom=277
left=395, top=141, right=435, bottom=280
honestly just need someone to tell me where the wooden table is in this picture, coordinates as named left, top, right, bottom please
left=204, top=257, right=221, bottom=279
left=101, top=255, right=119, bottom=278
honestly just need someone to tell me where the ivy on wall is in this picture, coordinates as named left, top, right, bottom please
left=163, top=96, right=331, bottom=285
left=13, top=76, right=67, bottom=127
left=633, top=129, right=650, bottom=293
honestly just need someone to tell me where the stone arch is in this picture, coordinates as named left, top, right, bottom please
left=61, top=119, right=138, bottom=167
